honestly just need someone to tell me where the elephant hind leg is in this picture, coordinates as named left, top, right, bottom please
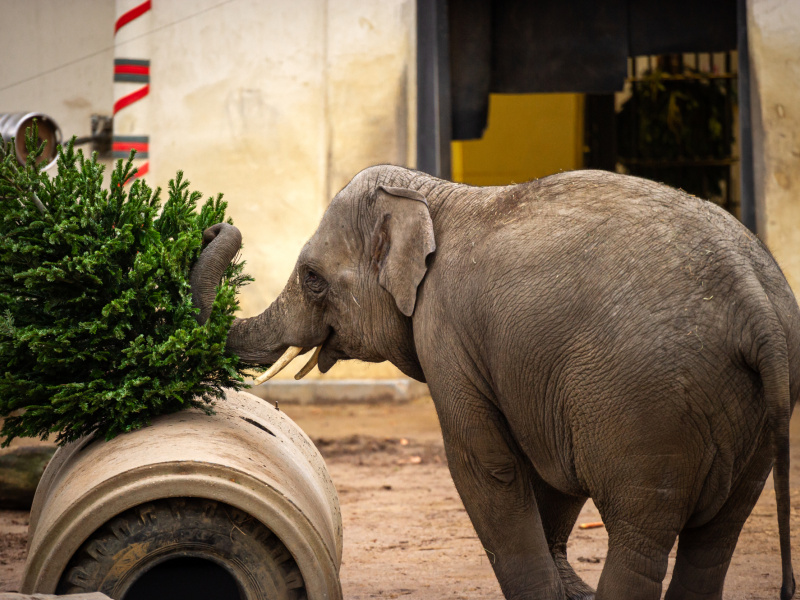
left=594, top=484, right=685, bottom=600
left=552, top=543, right=595, bottom=600
left=531, top=472, right=594, bottom=599
left=596, top=524, right=678, bottom=600
left=664, top=443, right=772, bottom=600
left=435, top=391, right=565, bottom=599
left=664, top=531, right=733, bottom=600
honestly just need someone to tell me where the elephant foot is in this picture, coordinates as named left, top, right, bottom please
left=553, top=554, right=596, bottom=600
left=565, top=586, right=595, bottom=600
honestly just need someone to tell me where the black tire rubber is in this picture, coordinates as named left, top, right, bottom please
left=56, top=497, right=307, bottom=600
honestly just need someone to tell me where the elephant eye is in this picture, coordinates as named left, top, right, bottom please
left=304, top=270, right=328, bottom=295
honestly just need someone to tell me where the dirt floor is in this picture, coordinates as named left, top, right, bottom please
left=2, top=396, right=800, bottom=598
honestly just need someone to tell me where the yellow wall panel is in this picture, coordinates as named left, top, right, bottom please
left=452, top=93, right=585, bottom=186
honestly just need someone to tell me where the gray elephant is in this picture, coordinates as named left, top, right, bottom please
left=189, top=166, right=799, bottom=600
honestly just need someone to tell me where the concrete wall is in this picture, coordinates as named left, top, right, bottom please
left=1, top=0, right=416, bottom=381
left=0, top=0, right=115, bottom=172
left=5, top=0, right=800, bottom=381
left=151, top=1, right=415, bottom=382
left=747, top=0, right=800, bottom=293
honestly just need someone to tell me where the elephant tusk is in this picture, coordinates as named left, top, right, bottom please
left=294, top=346, right=322, bottom=380
left=254, top=346, right=303, bottom=384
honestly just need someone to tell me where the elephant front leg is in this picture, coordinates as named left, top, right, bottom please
left=437, top=395, right=565, bottom=599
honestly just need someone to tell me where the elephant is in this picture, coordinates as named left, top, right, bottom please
left=189, top=165, right=799, bottom=600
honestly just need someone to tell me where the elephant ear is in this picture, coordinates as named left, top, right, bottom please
left=370, top=185, right=436, bottom=317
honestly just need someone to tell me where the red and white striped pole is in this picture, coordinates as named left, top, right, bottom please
left=113, top=0, right=152, bottom=182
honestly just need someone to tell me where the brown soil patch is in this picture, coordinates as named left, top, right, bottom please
left=0, top=511, right=29, bottom=592
left=1, top=397, right=798, bottom=598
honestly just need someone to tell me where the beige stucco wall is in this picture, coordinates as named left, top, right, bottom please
left=10, top=1, right=797, bottom=382
left=0, top=0, right=115, bottom=173
left=149, top=0, right=416, bottom=380
left=748, top=0, right=800, bottom=293
left=1, top=1, right=415, bottom=380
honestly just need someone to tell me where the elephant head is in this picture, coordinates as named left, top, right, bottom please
left=189, top=166, right=437, bottom=382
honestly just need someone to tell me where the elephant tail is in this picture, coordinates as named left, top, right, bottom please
left=750, top=309, right=795, bottom=600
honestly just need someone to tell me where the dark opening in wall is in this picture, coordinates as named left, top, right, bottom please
left=123, top=556, right=243, bottom=600
left=615, top=52, right=739, bottom=215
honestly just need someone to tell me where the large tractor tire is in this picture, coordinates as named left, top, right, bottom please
left=58, top=499, right=306, bottom=600
left=22, top=390, right=342, bottom=600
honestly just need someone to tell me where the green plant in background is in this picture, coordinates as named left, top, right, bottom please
left=617, top=65, right=736, bottom=200
left=0, top=126, right=259, bottom=446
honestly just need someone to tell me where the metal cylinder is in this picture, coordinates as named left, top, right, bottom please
left=0, top=113, right=61, bottom=169
left=21, top=389, right=343, bottom=600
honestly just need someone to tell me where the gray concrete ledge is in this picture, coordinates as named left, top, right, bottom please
left=245, top=379, right=430, bottom=405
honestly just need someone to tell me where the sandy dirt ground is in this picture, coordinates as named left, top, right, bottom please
left=2, top=396, right=800, bottom=598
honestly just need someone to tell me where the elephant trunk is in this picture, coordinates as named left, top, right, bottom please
left=189, top=223, right=285, bottom=365
left=190, top=223, right=243, bottom=325
left=225, top=298, right=290, bottom=364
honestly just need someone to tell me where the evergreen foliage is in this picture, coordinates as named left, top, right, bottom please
left=0, top=126, right=256, bottom=446
left=617, top=65, right=735, bottom=200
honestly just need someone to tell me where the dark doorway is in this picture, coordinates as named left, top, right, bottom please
left=417, top=0, right=755, bottom=229
left=606, top=52, right=739, bottom=215
left=123, top=556, right=243, bottom=600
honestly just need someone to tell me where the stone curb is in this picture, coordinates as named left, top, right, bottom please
left=246, top=378, right=430, bottom=405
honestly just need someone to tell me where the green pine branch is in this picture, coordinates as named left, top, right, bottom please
left=0, top=122, right=260, bottom=446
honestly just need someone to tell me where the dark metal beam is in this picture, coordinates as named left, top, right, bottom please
left=416, top=0, right=451, bottom=179
left=737, top=0, right=756, bottom=233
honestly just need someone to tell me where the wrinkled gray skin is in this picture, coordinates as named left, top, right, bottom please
left=190, top=166, right=800, bottom=600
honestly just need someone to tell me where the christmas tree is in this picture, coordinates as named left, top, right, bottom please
left=0, top=125, right=256, bottom=446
